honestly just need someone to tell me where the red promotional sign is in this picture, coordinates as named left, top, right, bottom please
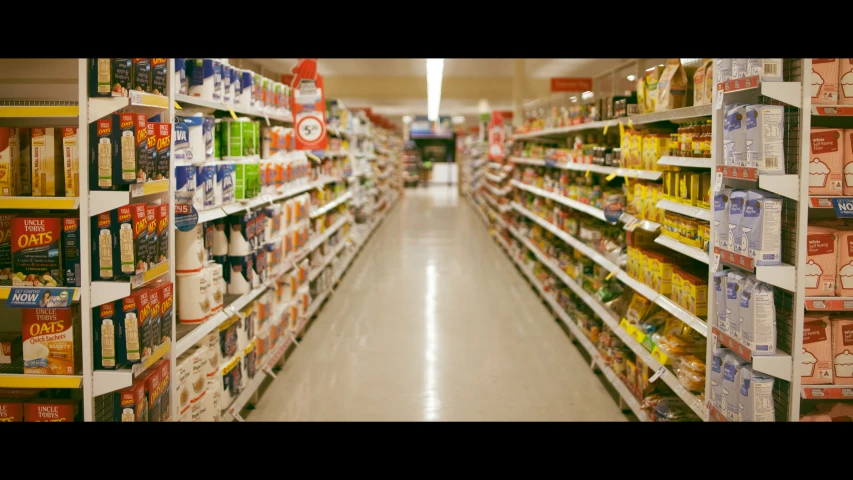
left=550, top=77, right=593, bottom=92
left=290, top=59, right=328, bottom=151
left=488, top=111, right=505, bottom=160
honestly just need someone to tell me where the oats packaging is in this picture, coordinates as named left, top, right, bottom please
left=114, top=378, right=147, bottom=422
left=157, top=359, right=171, bottom=422
left=136, top=289, right=152, bottom=361
left=146, top=205, right=158, bottom=269
left=112, top=58, right=131, bottom=97
left=154, top=122, right=171, bottom=180
left=156, top=281, right=173, bottom=344
left=31, top=127, right=65, bottom=197
left=157, top=204, right=169, bottom=265
left=147, top=286, right=161, bottom=353
left=91, top=212, right=117, bottom=281
left=137, top=365, right=160, bottom=422
left=131, top=58, right=151, bottom=93
left=22, top=306, right=81, bottom=375
left=116, top=203, right=148, bottom=276
left=62, top=127, right=79, bottom=197
left=93, top=301, right=118, bottom=369
left=10, top=216, right=62, bottom=287
left=145, top=122, right=158, bottom=182
left=0, top=401, right=23, bottom=422
left=114, top=113, right=139, bottom=186
left=23, top=399, right=78, bottom=422
left=89, top=117, right=115, bottom=191
left=88, top=58, right=112, bottom=97
left=132, top=113, right=148, bottom=183
left=117, top=293, right=143, bottom=364
left=0, top=214, right=11, bottom=286
left=151, top=58, right=168, bottom=96
left=61, top=217, right=79, bottom=287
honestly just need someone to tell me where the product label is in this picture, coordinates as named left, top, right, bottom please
left=112, top=58, right=131, bottom=97
left=151, top=58, right=167, bottom=96
left=10, top=217, right=61, bottom=286
left=804, top=321, right=829, bottom=344
left=808, top=234, right=836, bottom=256
left=132, top=59, right=151, bottom=93
left=811, top=130, right=840, bottom=154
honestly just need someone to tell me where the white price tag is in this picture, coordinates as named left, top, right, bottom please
left=714, top=171, right=723, bottom=190
left=715, top=89, right=725, bottom=110
left=131, top=183, right=144, bottom=197
left=264, top=113, right=270, bottom=127
left=649, top=366, right=666, bottom=383
left=132, top=272, right=144, bottom=287
left=711, top=252, right=721, bottom=272
left=130, top=90, right=142, bottom=105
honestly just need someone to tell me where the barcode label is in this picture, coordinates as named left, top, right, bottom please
left=764, top=157, right=779, bottom=168
left=763, top=63, right=778, bottom=75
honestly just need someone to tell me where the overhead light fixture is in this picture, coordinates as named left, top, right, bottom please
left=581, top=91, right=594, bottom=100
left=452, top=116, right=465, bottom=125
left=426, top=58, right=444, bottom=121
left=570, top=96, right=577, bottom=103
left=680, top=58, right=699, bottom=65
left=627, top=74, right=636, bottom=81
left=402, top=115, right=412, bottom=124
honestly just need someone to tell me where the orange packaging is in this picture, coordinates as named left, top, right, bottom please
left=23, top=399, right=78, bottom=422
left=831, top=317, right=853, bottom=385
left=157, top=359, right=171, bottom=422
left=22, top=306, right=80, bottom=375
left=114, top=378, right=147, bottom=422
left=812, top=58, right=839, bottom=105
left=802, top=314, right=834, bottom=385
left=840, top=59, right=853, bottom=105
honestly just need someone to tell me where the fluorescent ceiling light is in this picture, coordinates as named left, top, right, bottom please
left=570, top=96, right=577, bottom=103
left=452, top=116, right=465, bottom=124
left=402, top=115, right=412, bottom=124
left=426, top=59, right=444, bottom=121
left=626, top=74, right=636, bottom=81
left=581, top=91, right=594, bottom=100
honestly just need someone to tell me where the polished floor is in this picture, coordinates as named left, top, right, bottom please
left=247, top=186, right=630, bottom=421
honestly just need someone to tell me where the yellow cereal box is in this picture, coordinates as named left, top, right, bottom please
left=22, top=306, right=81, bottom=375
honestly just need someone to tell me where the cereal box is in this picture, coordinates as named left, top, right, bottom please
left=154, top=122, right=170, bottom=180
left=137, top=289, right=153, bottom=361
left=156, top=204, right=169, bottom=265
left=0, top=401, right=23, bottom=422
left=0, top=128, right=13, bottom=196
left=117, top=294, right=142, bottom=364
left=157, top=281, right=173, bottom=344
left=157, top=359, right=171, bottom=422
left=0, top=333, right=22, bottom=365
left=151, top=58, right=168, bottom=96
left=31, top=127, right=65, bottom=197
left=133, top=113, right=148, bottom=183
left=112, top=58, right=131, bottom=97
left=91, top=212, right=117, bottom=281
left=146, top=205, right=158, bottom=269
left=145, top=121, right=158, bottom=182
left=0, top=214, right=11, bottom=285
left=23, top=399, right=78, bottom=422
left=116, top=203, right=147, bottom=276
left=147, top=287, right=161, bottom=353
left=114, top=113, right=140, bottom=186
left=11, top=128, right=31, bottom=196
left=138, top=366, right=161, bottom=422
left=131, top=58, right=151, bottom=93
left=114, top=378, right=147, bottom=422
left=61, top=217, right=79, bottom=287
left=88, top=58, right=112, bottom=97
left=90, top=117, right=115, bottom=191
left=21, top=306, right=81, bottom=375
left=93, top=301, right=117, bottom=369
left=62, top=127, right=78, bottom=197
left=11, top=216, right=62, bottom=286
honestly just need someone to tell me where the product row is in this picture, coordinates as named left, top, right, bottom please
left=713, top=189, right=782, bottom=265
left=93, top=281, right=173, bottom=369
left=710, top=349, right=776, bottom=422
left=88, top=58, right=169, bottom=97
left=805, top=223, right=853, bottom=297
left=806, top=128, right=852, bottom=196
left=626, top=246, right=708, bottom=318
left=806, top=58, right=853, bottom=105
left=175, top=58, right=291, bottom=115
left=0, top=390, right=80, bottom=422
left=659, top=212, right=712, bottom=252
left=90, top=114, right=171, bottom=191
left=0, top=127, right=79, bottom=197
left=712, top=271, right=777, bottom=354
left=1, top=214, right=80, bottom=288
left=91, top=203, right=169, bottom=281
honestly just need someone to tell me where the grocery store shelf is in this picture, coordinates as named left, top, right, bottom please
left=508, top=157, right=662, bottom=181
left=504, top=226, right=704, bottom=419
left=0, top=196, right=79, bottom=210
left=717, top=166, right=799, bottom=200
left=485, top=172, right=508, bottom=183
left=657, top=156, right=715, bottom=169
left=0, top=373, right=82, bottom=389
left=801, top=385, right=853, bottom=399
left=512, top=105, right=712, bottom=140
left=92, top=340, right=171, bottom=396
left=196, top=177, right=339, bottom=223
left=309, top=192, right=351, bottom=219
left=715, top=247, right=797, bottom=292
left=0, top=101, right=79, bottom=125
left=505, top=236, right=648, bottom=421
left=718, top=78, right=802, bottom=108
left=89, top=179, right=170, bottom=216
left=486, top=162, right=503, bottom=170
left=175, top=93, right=293, bottom=123
left=711, top=327, right=793, bottom=381
left=804, top=297, right=853, bottom=311
left=88, top=91, right=169, bottom=122
left=709, top=405, right=728, bottom=422
left=305, top=215, right=351, bottom=252
left=90, top=260, right=170, bottom=307
left=656, top=200, right=712, bottom=221
left=308, top=240, right=350, bottom=282
left=484, top=182, right=512, bottom=197
left=481, top=191, right=511, bottom=213
left=508, top=156, right=546, bottom=166
left=812, top=105, right=853, bottom=116
left=512, top=202, right=708, bottom=336
left=175, top=285, right=268, bottom=356
left=654, top=235, right=709, bottom=263
left=620, top=214, right=661, bottom=233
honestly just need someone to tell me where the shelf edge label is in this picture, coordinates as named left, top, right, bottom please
left=5, top=287, right=76, bottom=308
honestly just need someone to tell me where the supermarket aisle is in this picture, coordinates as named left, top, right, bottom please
left=248, top=186, right=629, bottom=421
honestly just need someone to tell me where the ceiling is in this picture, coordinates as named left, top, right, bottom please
left=243, top=58, right=632, bottom=127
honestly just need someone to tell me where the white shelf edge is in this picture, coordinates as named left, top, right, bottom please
left=657, top=156, right=715, bottom=169
left=656, top=200, right=712, bottom=221
left=176, top=93, right=293, bottom=123
left=309, top=191, right=352, bottom=219
left=654, top=235, right=710, bottom=264
left=758, top=174, right=800, bottom=201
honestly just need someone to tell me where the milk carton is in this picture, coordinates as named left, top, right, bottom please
left=741, top=279, right=777, bottom=356
left=711, top=347, right=732, bottom=411
left=744, top=190, right=783, bottom=266
left=725, top=271, right=747, bottom=334
left=738, top=366, right=775, bottom=422
left=722, top=353, right=748, bottom=421
left=745, top=104, right=785, bottom=174
left=713, top=188, right=732, bottom=250
left=728, top=190, right=747, bottom=255
left=723, top=104, right=748, bottom=166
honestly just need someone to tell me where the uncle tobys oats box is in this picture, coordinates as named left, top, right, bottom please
left=22, top=306, right=81, bottom=375
left=11, top=216, right=62, bottom=287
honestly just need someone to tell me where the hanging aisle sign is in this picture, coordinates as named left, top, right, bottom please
left=488, top=112, right=505, bottom=160
left=290, top=58, right=328, bottom=151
